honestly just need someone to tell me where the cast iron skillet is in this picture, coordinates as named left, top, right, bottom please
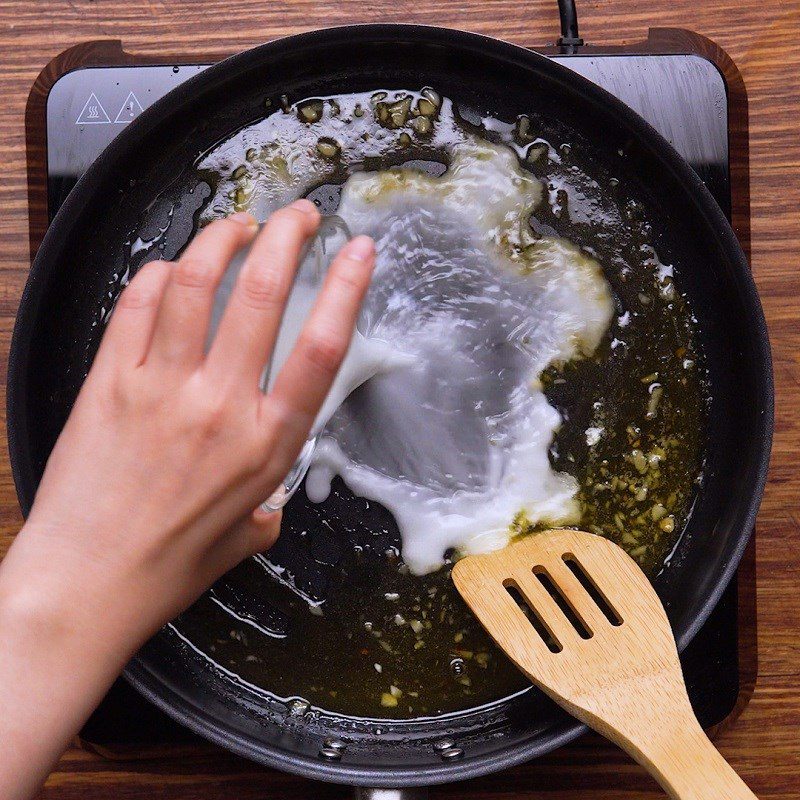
left=7, top=24, right=772, bottom=792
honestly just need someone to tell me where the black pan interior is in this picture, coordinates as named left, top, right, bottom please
left=7, top=26, right=772, bottom=786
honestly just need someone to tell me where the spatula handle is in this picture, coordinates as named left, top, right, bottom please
left=604, top=694, right=758, bottom=800
left=649, top=718, right=757, bottom=799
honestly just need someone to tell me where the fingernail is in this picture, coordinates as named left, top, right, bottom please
left=229, top=211, right=258, bottom=229
left=346, top=235, right=375, bottom=262
left=288, top=198, right=320, bottom=216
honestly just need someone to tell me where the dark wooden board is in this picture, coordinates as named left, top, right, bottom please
left=0, top=1, right=798, bottom=797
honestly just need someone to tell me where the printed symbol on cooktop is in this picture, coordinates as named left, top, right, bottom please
left=114, top=91, right=144, bottom=124
left=75, top=93, right=111, bottom=125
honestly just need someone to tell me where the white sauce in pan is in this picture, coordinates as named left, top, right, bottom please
left=210, top=133, right=613, bottom=575
left=307, top=139, right=612, bottom=573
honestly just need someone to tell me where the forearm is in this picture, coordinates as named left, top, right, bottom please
left=0, top=527, right=137, bottom=800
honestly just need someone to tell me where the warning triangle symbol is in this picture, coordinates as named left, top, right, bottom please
left=76, top=92, right=111, bottom=125
left=114, top=91, right=144, bottom=124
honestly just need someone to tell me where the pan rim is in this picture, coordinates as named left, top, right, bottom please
left=7, top=22, right=773, bottom=787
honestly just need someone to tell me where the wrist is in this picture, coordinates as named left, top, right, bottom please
left=0, top=521, right=142, bottom=672
left=0, top=526, right=137, bottom=800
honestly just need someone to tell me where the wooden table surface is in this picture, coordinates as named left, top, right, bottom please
left=1, top=1, right=798, bottom=797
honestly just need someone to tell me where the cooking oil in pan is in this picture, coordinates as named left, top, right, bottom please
left=139, top=88, right=707, bottom=719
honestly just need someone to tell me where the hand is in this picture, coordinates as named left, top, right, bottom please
left=0, top=200, right=375, bottom=800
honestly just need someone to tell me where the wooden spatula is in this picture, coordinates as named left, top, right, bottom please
left=452, top=529, right=757, bottom=800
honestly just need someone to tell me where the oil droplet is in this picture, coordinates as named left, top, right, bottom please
left=450, top=657, right=466, bottom=676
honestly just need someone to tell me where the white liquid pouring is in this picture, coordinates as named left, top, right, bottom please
left=209, top=217, right=414, bottom=507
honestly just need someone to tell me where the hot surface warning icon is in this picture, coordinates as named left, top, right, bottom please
left=114, top=91, right=144, bottom=124
left=75, top=93, right=111, bottom=125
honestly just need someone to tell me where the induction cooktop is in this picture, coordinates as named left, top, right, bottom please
left=23, top=28, right=756, bottom=755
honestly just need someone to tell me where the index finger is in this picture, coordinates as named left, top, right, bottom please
left=205, top=200, right=320, bottom=387
left=261, top=234, right=375, bottom=444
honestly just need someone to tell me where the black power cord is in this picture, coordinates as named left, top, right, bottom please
left=557, top=0, right=585, bottom=51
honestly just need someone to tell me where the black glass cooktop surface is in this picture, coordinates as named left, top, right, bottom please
left=35, top=48, right=746, bottom=750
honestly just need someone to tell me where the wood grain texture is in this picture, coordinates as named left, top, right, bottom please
left=453, top=530, right=758, bottom=799
left=0, top=1, right=798, bottom=797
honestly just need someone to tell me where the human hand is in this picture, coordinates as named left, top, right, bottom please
left=11, top=198, right=374, bottom=642
left=0, top=200, right=374, bottom=800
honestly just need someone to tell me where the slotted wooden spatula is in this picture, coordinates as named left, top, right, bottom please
left=452, top=529, right=757, bottom=800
